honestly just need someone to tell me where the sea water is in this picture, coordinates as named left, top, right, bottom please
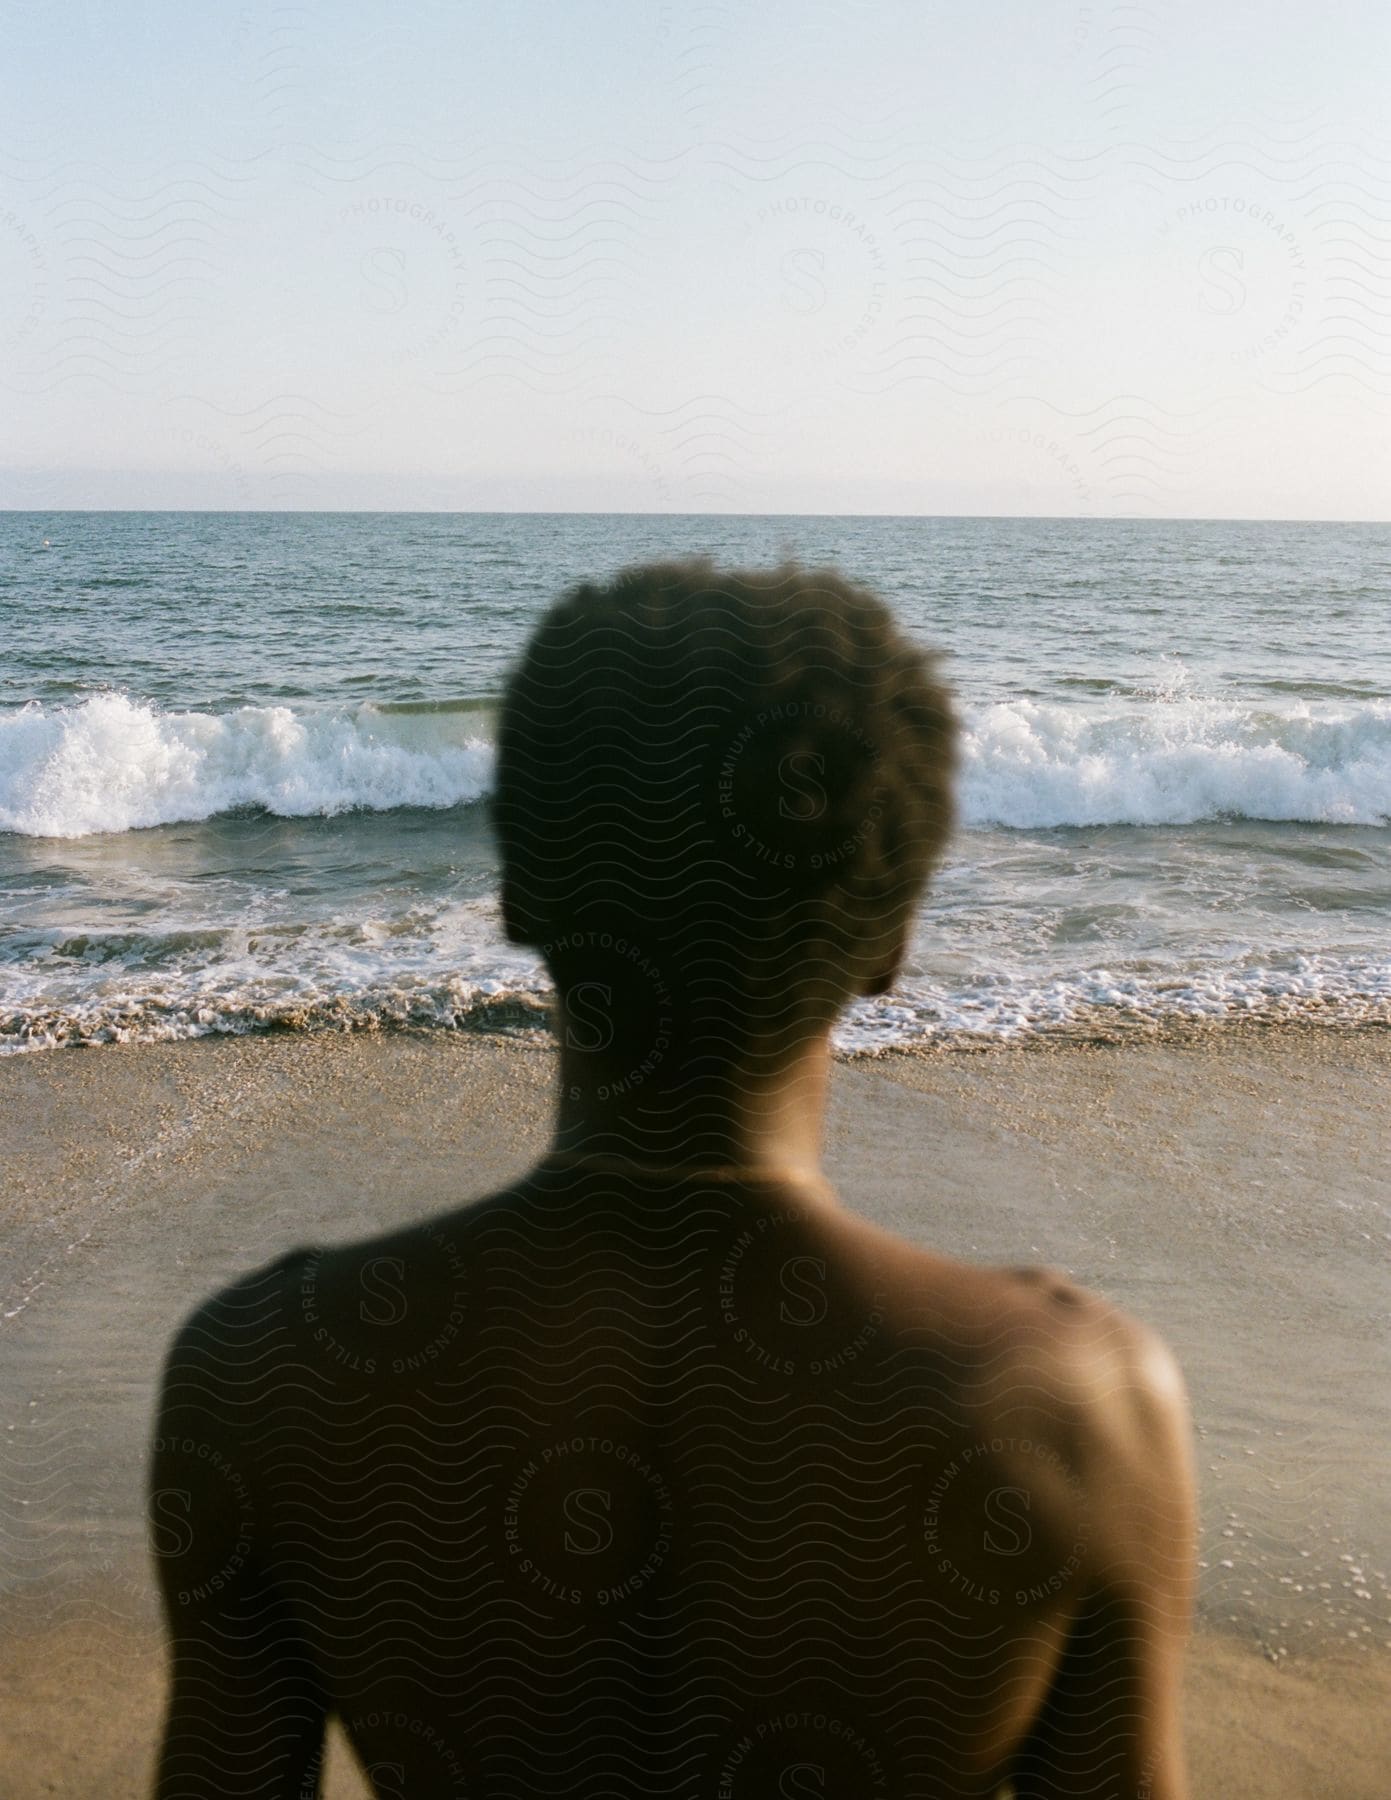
left=1, top=511, right=1388, bottom=1055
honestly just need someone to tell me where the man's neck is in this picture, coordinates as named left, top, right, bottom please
left=549, top=1014, right=835, bottom=1189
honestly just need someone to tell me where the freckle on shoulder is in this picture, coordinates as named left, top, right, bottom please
left=1006, top=1262, right=1093, bottom=1311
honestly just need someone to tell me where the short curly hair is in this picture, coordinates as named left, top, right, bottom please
left=492, top=556, right=958, bottom=1035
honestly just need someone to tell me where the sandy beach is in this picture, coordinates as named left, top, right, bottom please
left=2, top=1023, right=1388, bottom=1796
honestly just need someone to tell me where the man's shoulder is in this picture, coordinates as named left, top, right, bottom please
left=969, top=1258, right=1193, bottom=1509
left=841, top=1214, right=1190, bottom=1480
left=999, top=1262, right=1188, bottom=1422
left=158, top=1245, right=319, bottom=1412
left=172, top=1195, right=513, bottom=1397
left=166, top=1244, right=311, bottom=1347
left=168, top=1196, right=502, bottom=1352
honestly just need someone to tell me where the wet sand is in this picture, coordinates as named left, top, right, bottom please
left=2, top=1025, right=1388, bottom=1795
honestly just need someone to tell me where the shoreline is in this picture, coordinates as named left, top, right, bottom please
left=2, top=1024, right=1388, bottom=1793
left=4, top=994, right=1388, bottom=1064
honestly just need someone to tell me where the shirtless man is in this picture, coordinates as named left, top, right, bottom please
left=150, top=557, right=1195, bottom=1798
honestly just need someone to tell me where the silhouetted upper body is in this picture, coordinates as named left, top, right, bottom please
left=153, top=1154, right=1193, bottom=1799
left=152, top=554, right=1194, bottom=1792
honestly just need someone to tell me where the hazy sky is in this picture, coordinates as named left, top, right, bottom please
left=2, top=1, right=1388, bottom=516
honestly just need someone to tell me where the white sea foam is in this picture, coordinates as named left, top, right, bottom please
left=833, top=951, right=1391, bottom=1052
left=1, top=691, right=1389, bottom=839
left=959, top=697, right=1391, bottom=828
left=3, top=939, right=1386, bottom=1056
left=0, top=694, right=495, bottom=837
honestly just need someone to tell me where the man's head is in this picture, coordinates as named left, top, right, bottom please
left=493, top=556, right=957, bottom=1047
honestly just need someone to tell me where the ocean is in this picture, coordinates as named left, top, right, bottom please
left=1, top=511, right=1388, bottom=1058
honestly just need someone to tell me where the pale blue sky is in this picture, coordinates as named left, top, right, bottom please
left=2, top=1, right=1388, bottom=515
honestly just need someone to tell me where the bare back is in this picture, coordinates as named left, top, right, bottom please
left=152, top=1165, right=1194, bottom=1798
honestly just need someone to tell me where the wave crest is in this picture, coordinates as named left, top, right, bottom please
left=2, top=691, right=1388, bottom=838
left=961, top=697, right=1391, bottom=829
left=0, top=693, right=494, bottom=837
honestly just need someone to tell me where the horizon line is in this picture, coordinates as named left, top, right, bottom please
left=2, top=508, right=1386, bottom=526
